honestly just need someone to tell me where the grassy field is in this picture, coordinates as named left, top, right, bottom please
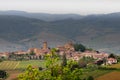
left=108, top=63, right=120, bottom=69
left=80, top=69, right=111, bottom=80
left=0, top=60, right=45, bottom=70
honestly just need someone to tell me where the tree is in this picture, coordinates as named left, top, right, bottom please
left=18, top=48, right=91, bottom=80
left=74, top=43, right=86, bottom=52
left=61, top=53, right=67, bottom=67
left=116, top=55, right=120, bottom=63
left=18, top=65, right=41, bottom=80
left=86, top=48, right=93, bottom=51
left=108, top=53, right=116, bottom=58
left=30, top=51, right=35, bottom=55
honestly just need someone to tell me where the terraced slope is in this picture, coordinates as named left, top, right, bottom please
left=0, top=60, right=45, bottom=70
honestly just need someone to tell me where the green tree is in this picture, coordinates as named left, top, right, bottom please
left=116, top=55, right=120, bottom=63
left=108, top=53, right=116, bottom=58
left=74, top=43, right=86, bottom=52
left=18, top=48, right=91, bottom=80
left=18, top=65, right=42, bottom=80
left=30, top=51, right=35, bottom=55
left=61, top=53, right=67, bottom=67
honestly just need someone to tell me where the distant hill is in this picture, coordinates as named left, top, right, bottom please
left=0, top=10, right=83, bottom=21
left=0, top=11, right=120, bottom=53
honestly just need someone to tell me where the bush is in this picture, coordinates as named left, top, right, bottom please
left=0, top=70, right=7, bottom=79
left=87, top=76, right=94, bottom=80
left=98, top=67, right=117, bottom=70
left=38, top=67, right=43, bottom=71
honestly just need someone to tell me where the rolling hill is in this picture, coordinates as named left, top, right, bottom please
left=0, top=10, right=83, bottom=21
left=0, top=11, right=120, bottom=53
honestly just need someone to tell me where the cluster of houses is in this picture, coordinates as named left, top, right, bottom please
left=0, top=41, right=117, bottom=65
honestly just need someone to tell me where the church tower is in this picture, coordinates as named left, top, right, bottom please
left=43, top=41, right=48, bottom=49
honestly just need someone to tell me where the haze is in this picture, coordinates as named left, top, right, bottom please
left=0, top=0, right=120, bottom=15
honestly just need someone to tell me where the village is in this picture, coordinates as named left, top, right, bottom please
left=0, top=41, right=117, bottom=65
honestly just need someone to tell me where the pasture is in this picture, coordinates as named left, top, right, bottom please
left=108, top=63, right=120, bottom=69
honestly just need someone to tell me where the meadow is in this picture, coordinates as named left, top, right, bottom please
left=108, top=63, right=120, bottom=69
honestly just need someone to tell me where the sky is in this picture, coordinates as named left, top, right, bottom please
left=0, top=0, right=120, bottom=15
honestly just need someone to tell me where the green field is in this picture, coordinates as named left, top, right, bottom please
left=0, top=60, right=45, bottom=70
left=108, top=63, right=120, bottom=69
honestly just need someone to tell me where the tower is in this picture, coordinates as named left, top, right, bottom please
left=43, top=41, right=48, bottom=49
left=64, top=41, right=74, bottom=51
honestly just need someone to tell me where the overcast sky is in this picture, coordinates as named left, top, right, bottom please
left=0, top=0, right=120, bottom=15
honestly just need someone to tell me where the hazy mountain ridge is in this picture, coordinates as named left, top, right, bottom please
left=0, top=10, right=83, bottom=21
left=0, top=11, right=120, bottom=53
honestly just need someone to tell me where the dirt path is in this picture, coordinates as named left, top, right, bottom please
left=96, top=71, right=120, bottom=80
left=6, top=71, right=21, bottom=80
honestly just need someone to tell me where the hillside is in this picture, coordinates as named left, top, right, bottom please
left=0, top=12, right=120, bottom=53
left=0, top=10, right=83, bottom=21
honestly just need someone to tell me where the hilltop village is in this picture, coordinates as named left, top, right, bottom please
left=0, top=42, right=117, bottom=65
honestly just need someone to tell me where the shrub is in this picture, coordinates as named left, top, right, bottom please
left=87, top=76, right=94, bottom=80
left=0, top=70, right=7, bottom=79
left=98, top=67, right=117, bottom=70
